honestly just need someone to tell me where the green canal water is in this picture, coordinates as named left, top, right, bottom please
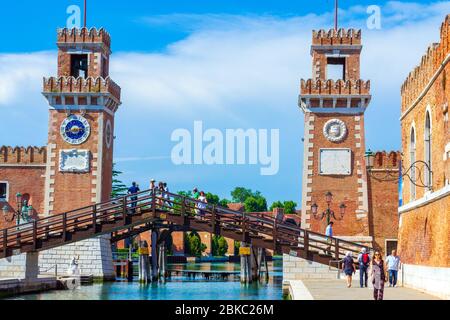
left=10, top=261, right=283, bottom=300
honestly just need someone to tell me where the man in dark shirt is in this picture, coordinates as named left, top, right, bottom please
left=128, top=182, right=140, bottom=213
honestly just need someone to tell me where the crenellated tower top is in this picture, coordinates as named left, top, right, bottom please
left=299, top=28, right=371, bottom=114
left=0, top=146, right=47, bottom=165
left=42, top=27, right=121, bottom=114
left=401, top=14, right=450, bottom=115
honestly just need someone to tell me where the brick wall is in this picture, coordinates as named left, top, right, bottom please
left=367, top=152, right=400, bottom=252
left=0, top=166, right=46, bottom=229
left=399, top=15, right=450, bottom=267
left=303, top=112, right=370, bottom=237
left=398, top=196, right=450, bottom=267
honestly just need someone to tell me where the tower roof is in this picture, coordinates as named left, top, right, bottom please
left=57, top=27, right=111, bottom=54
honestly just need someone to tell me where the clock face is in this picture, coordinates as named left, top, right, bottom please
left=60, top=115, right=91, bottom=145
left=105, top=120, right=113, bottom=149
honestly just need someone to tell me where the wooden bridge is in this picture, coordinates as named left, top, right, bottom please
left=0, top=189, right=370, bottom=267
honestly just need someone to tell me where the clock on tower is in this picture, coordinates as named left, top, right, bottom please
left=40, top=27, right=122, bottom=280
left=298, top=28, right=373, bottom=246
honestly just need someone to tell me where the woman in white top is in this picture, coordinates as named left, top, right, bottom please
left=197, top=191, right=208, bottom=220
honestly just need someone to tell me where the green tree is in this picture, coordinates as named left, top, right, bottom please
left=244, top=196, right=267, bottom=212
left=283, top=201, right=297, bottom=214
left=230, top=187, right=267, bottom=212
left=185, top=231, right=207, bottom=257
left=111, top=163, right=128, bottom=198
left=269, top=201, right=284, bottom=211
left=206, top=192, right=230, bottom=208
left=269, top=201, right=297, bottom=214
left=211, top=235, right=229, bottom=256
left=231, top=187, right=254, bottom=203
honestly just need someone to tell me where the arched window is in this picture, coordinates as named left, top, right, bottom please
left=410, top=127, right=416, bottom=201
left=424, top=111, right=432, bottom=190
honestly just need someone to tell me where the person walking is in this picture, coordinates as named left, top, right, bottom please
left=342, top=251, right=356, bottom=288
left=149, top=179, right=156, bottom=195
left=357, top=247, right=370, bottom=288
left=197, top=191, right=208, bottom=220
left=193, top=188, right=200, bottom=199
left=370, top=251, right=386, bottom=300
left=385, top=249, right=401, bottom=287
left=127, top=182, right=140, bottom=214
left=325, top=221, right=333, bottom=255
left=163, top=182, right=172, bottom=208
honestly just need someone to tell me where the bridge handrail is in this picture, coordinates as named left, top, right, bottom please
left=0, top=187, right=372, bottom=259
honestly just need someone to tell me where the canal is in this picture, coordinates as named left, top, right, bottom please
left=10, top=261, right=283, bottom=300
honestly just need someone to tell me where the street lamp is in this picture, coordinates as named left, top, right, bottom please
left=364, top=150, right=433, bottom=190
left=311, top=191, right=346, bottom=225
left=2, top=192, right=32, bottom=226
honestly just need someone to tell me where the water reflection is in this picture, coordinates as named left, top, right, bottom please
left=10, top=261, right=283, bottom=300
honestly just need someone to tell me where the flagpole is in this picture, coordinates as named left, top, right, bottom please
left=335, top=0, right=338, bottom=30
left=84, top=0, right=87, bottom=28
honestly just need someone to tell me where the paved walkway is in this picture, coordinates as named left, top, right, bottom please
left=300, top=279, right=440, bottom=300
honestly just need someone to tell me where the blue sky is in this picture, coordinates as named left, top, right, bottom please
left=1, top=0, right=449, bottom=206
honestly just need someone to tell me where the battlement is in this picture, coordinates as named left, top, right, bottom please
left=57, top=27, right=111, bottom=49
left=401, top=14, right=450, bottom=112
left=371, top=151, right=401, bottom=170
left=312, top=28, right=361, bottom=46
left=0, top=146, right=47, bottom=165
left=43, top=76, right=121, bottom=102
left=300, top=79, right=370, bottom=96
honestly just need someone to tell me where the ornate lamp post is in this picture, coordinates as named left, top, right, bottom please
left=311, top=191, right=346, bottom=225
left=2, top=192, right=33, bottom=226
left=365, top=149, right=433, bottom=190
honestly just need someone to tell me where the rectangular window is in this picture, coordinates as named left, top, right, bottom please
left=326, top=57, right=346, bottom=80
left=70, top=54, right=88, bottom=78
left=0, top=182, right=8, bottom=202
left=385, top=240, right=398, bottom=256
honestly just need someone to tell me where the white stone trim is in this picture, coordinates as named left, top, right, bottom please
left=301, top=114, right=314, bottom=228
left=401, top=263, right=450, bottom=299
left=335, top=235, right=373, bottom=243
left=43, top=144, right=56, bottom=216
left=95, top=113, right=104, bottom=203
left=399, top=184, right=450, bottom=214
left=0, top=164, right=46, bottom=168
left=287, top=280, right=314, bottom=300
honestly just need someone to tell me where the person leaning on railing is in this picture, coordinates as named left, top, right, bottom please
left=127, top=182, right=140, bottom=214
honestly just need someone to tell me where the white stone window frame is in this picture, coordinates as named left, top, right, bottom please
left=424, top=105, right=433, bottom=192
left=0, top=181, right=9, bottom=203
left=409, top=122, right=417, bottom=202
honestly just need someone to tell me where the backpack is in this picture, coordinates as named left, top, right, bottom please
left=362, top=253, right=370, bottom=265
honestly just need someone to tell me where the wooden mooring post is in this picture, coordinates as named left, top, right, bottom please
left=240, top=243, right=269, bottom=283
left=138, top=240, right=150, bottom=283
left=151, top=229, right=159, bottom=281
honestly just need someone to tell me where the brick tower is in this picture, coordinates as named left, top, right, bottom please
left=299, top=29, right=373, bottom=245
left=39, top=28, right=121, bottom=279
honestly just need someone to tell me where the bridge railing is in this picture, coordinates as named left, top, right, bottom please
left=0, top=187, right=371, bottom=261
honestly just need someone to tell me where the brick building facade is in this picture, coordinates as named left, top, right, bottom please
left=398, top=15, right=450, bottom=299
left=298, top=28, right=399, bottom=252
left=0, top=27, right=120, bottom=279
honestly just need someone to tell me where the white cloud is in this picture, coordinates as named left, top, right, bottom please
left=1, top=1, right=449, bottom=203
left=0, top=52, right=55, bottom=107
